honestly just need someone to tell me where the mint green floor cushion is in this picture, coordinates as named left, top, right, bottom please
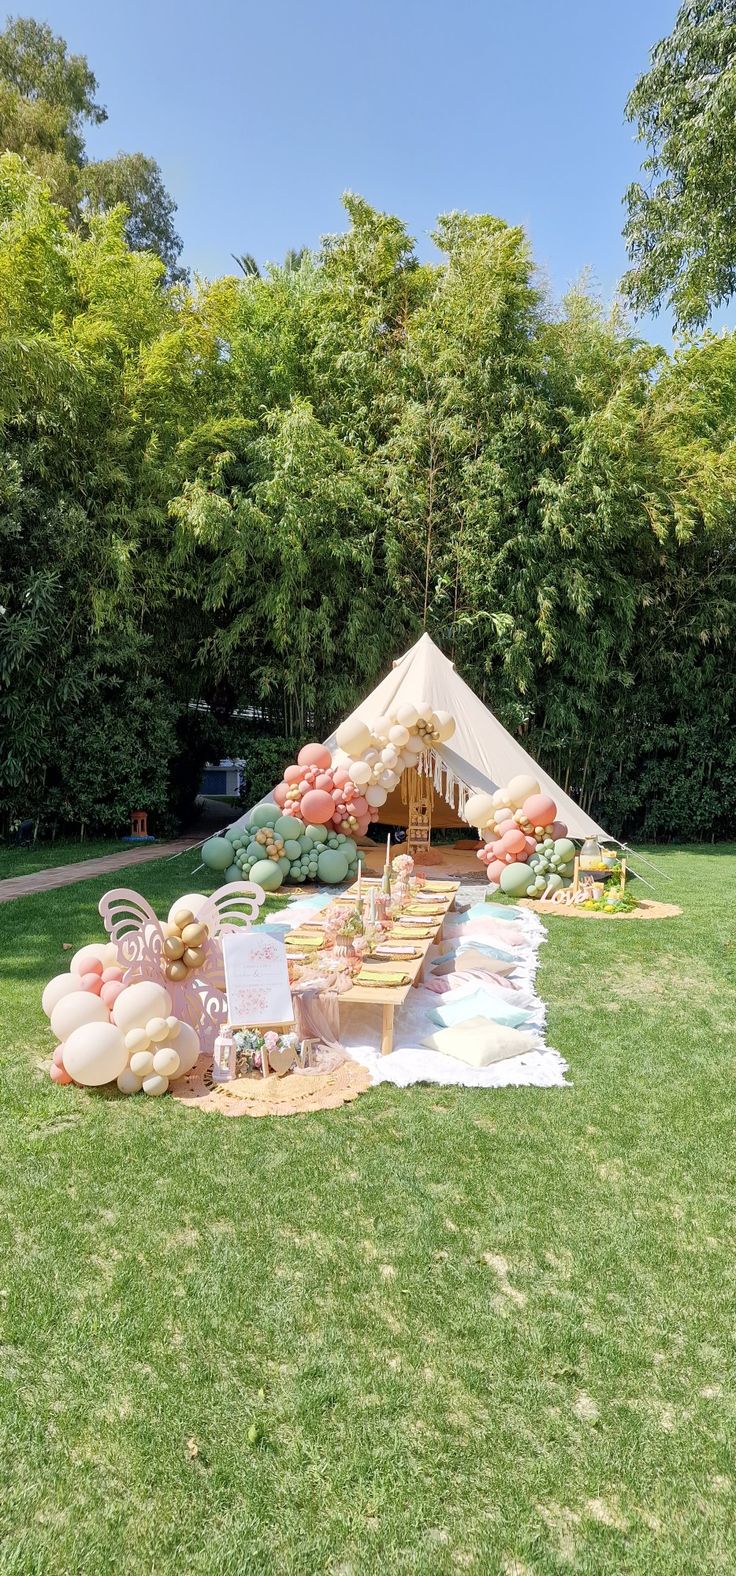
left=429, top=986, right=531, bottom=1031
left=423, top=1017, right=537, bottom=1068
left=461, top=902, right=524, bottom=922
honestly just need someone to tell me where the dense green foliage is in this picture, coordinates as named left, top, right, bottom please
left=0, top=13, right=735, bottom=842
left=624, top=0, right=736, bottom=327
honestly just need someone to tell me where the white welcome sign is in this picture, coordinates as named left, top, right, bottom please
left=222, top=931, right=294, bottom=1028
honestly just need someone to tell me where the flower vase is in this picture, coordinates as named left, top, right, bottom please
left=395, top=875, right=411, bottom=909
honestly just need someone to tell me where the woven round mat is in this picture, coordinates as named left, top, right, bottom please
left=521, top=897, right=682, bottom=921
left=172, top=1059, right=372, bottom=1118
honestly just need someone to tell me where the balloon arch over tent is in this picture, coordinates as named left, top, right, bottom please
left=201, top=633, right=611, bottom=896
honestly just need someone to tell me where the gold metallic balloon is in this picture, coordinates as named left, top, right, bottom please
left=183, top=946, right=205, bottom=969
left=181, top=922, right=207, bottom=947
left=164, top=935, right=185, bottom=960
left=172, top=908, right=195, bottom=930
left=166, top=960, right=188, bottom=982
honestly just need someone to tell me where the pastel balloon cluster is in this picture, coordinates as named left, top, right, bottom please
left=335, top=701, right=455, bottom=812
left=274, top=743, right=373, bottom=839
left=43, top=952, right=200, bottom=1094
left=204, top=804, right=360, bottom=891
left=465, top=775, right=574, bottom=895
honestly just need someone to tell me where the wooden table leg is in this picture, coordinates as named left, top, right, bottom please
left=381, top=1004, right=395, bottom=1056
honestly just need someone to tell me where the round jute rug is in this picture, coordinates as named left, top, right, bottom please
left=172, top=1058, right=372, bottom=1118
left=521, top=897, right=682, bottom=921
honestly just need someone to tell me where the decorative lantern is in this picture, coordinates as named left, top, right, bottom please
left=212, top=1028, right=236, bottom=1083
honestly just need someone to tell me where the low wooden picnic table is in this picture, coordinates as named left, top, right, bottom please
left=285, top=879, right=460, bottom=1055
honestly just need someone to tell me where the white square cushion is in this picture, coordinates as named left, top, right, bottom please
left=423, top=1017, right=537, bottom=1068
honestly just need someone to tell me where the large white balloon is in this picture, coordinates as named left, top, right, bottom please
left=63, top=1022, right=127, bottom=1087
left=492, top=788, right=511, bottom=808
left=433, top=710, right=455, bottom=742
left=113, top=981, right=172, bottom=1033
left=388, top=724, right=409, bottom=747
left=167, top=894, right=208, bottom=925
left=395, top=703, right=418, bottom=730
left=142, top=1073, right=169, bottom=1097
left=404, top=734, right=424, bottom=757
left=463, top=792, right=496, bottom=829
left=349, top=760, right=372, bottom=786
left=50, top=991, right=109, bottom=1043
left=382, top=770, right=400, bottom=790
left=42, top=972, right=83, bottom=1018
left=506, top=774, right=541, bottom=808
left=117, top=1068, right=143, bottom=1095
left=371, top=715, right=392, bottom=741
left=335, top=717, right=372, bottom=757
left=381, top=745, right=398, bottom=767
left=169, top=1021, right=200, bottom=1076
left=417, top=700, right=433, bottom=722
left=365, top=785, right=388, bottom=807
left=70, top=942, right=107, bottom=974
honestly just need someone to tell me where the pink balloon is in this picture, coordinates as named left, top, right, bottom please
left=100, top=980, right=125, bottom=1009
left=369, top=809, right=379, bottom=822
left=351, top=795, right=368, bottom=817
left=343, top=782, right=355, bottom=801
left=492, top=839, right=506, bottom=858
left=297, top=743, right=332, bottom=770
left=74, top=949, right=104, bottom=976
left=300, top=789, right=335, bottom=825
left=332, top=766, right=351, bottom=788
left=80, top=972, right=103, bottom=995
left=101, top=966, right=123, bottom=984
left=50, top=1062, right=72, bottom=1085
left=53, top=1045, right=66, bottom=1068
left=331, top=788, right=343, bottom=802
left=487, top=859, right=506, bottom=884
left=357, top=817, right=371, bottom=835
left=522, top=793, right=556, bottom=826
left=524, top=835, right=538, bottom=855
left=315, top=772, right=333, bottom=791
left=284, top=764, right=302, bottom=784
left=273, top=782, right=288, bottom=807
left=549, top=820, right=568, bottom=839
left=501, top=827, right=527, bottom=855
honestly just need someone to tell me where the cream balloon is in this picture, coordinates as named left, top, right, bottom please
left=381, top=745, right=398, bottom=766
left=42, top=972, right=84, bottom=1018
left=62, top=1021, right=127, bottom=1087
left=125, top=1027, right=150, bottom=1054
left=146, top=1016, right=170, bottom=1044
left=506, top=774, right=541, bottom=808
left=130, top=1050, right=155, bottom=1078
left=117, top=1068, right=143, bottom=1095
left=166, top=894, right=208, bottom=925
left=365, top=785, right=388, bottom=807
left=169, top=1021, right=200, bottom=1076
left=433, top=710, right=455, bottom=742
left=404, top=734, right=424, bottom=757
left=113, top=981, right=172, bottom=1034
left=492, top=788, right=511, bottom=808
left=417, top=700, right=433, bottom=722
left=363, top=748, right=379, bottom=766
left=142, top=1073, right=169, bottom=1097
left=382, top=770, right=400, bottom=790
left=102, top=942, right=120, bottom=967
left=335, top=717, right=372, bottom=757
left=348, top=760, right=372, bottom=786
left=388, top=724, right=410, bottom=747
left=153, top=1047, right=181, bottom=1078
left=463, top=792, right=496, bottom=829
left=371, top=715, right=392, bottom=741
left=395, top=703, right=418, bottom=730
left=50, top=990, right=109, bottom=1043
left=165, top=1015, right=180, bottom=1039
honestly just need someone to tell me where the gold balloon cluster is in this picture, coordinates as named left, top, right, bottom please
left=161, top=907, right=209, bottom=983
left=414, top=715, right=440, bottom=744
left=253, top=827, right=285, bottom=861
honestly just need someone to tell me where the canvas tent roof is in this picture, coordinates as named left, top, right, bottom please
left=236, top=632, right=610, bottom=841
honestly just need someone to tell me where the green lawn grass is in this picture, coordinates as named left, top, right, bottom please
left=0, top=838, right=136, bottom=880
left=0, top=846, right=734, bottom=1574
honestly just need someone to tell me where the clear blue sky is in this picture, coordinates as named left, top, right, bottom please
left=35, top=0, right=684, bottom=338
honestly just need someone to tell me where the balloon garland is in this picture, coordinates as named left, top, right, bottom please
left=463, top=775, right=576, bottom=896
left=201, top=708, right=457, bottom=891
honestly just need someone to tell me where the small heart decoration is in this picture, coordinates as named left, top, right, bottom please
left=268, top=1043, right=297, bottom=1077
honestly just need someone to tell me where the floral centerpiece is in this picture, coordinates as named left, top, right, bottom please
left=233, top=1027, right=300, bottom=1076
left=391, top=852, right=415, bottom=906
left=323, top=904, right=364, bottom=959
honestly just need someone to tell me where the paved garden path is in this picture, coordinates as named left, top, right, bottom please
left=0, top=838, right=200, bottom=904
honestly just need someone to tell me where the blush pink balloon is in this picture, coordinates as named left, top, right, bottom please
left=331, top=788, right=343, bottom=802
left=333, top=766, right=351, bottom=788
left=74, top=949, right=104, bottom=976
left=315, top=772, right=333, bottom=791
left=100, top=980, right=125, bottom=1010
left=343, top=782, right=355, bottom=800
left=522, top=793, right=557, bottom=826
left=351, top=795, right=368, bottom=817
left=297, top=743, right=332, bottom=770
left=300, top=788, right=335, bottom=825
left=80, top=972, right=103, bottom=995
left=549, top=820, right=568, bottom=839
left=492, top=839, right=506, bottom=858
left=101, top=965, right=123, bottom=984
left=487, top=859, right=506, bottom=884
left=50, top=1062, right=73, bottom=1085
left=524, top=835, right=538, bottom=855
left=284, top=764, right=302, bottom=784
left=53, top=1045, right=66, bottom=1068
left=273, top=782, right=288, bottom=807
left=501, top=827, right=527, bottom=855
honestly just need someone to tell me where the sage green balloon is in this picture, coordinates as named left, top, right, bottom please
left=284, top=839, right=302, bottom=860
left=303, top=823, right=324, bottom=843
left=317, top=848, right=349, bottom=884
left=275, top=815, right=305, bottom=841
left=341, top=838, right=357, bottom=861
left=249, top=858, right=283, bottom=891
left=225, top=826, right=240, bottom=844
left=202, top=836, right=236, bottom=872
left=249, top=804, right=281, bottom=829
left=554, top=838, right=575, bottom=863
left=499, top=861, right=534, bottom=896
left=225, top=863, right=242, bottom=883
left=277, top=856, right=291, bottom=877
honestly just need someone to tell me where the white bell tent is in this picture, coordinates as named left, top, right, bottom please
left=238, top=632, right=610, bottom=841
